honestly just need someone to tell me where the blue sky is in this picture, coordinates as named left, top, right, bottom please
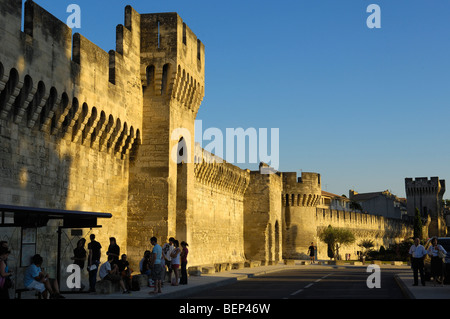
left=32, top=0, right=450, bottom=198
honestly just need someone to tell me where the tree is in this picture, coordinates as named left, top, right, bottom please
left=349, top=200, right=363, bottom=212
left=327, top=243, right=334, bottom=260
left=414, top=207, right=423, bottom=240
left=319, top=225, right=356, bottom=260
left=358, top=239, right=374, bottom=260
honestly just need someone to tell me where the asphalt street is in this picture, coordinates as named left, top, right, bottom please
left=187, top=267, right=409, bottom=299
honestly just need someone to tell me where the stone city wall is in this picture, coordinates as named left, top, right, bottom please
left=0, top=1, right=417, bottom=288
left=190, top=147, right=250, bottom=266
left=0, top=0, right=141, bottom=278
left=315, top=209, right=413, bottom=260
left=282, top=172, right=413, bottom=260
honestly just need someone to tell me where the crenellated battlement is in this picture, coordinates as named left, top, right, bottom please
left=282, top=172, right=321, bottom=207
left=194, top=144, right=250, bottom=195
left=405, top=176, right=446, bottom=196
left=140, top=13, right=205, bottom=117
left=0, top=0, right=142, bottom=157
left=316, top=208, right=412, bottom=239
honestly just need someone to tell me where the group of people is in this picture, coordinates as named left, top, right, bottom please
left=72, top=234, right=133, bottom=294
left=84, top=234, right=190, bottom=295
left=409, top=237, right=447, bottom=287
left=140, top=237, right=189, bottom=294
left=0, top=234, right=190, bottom=299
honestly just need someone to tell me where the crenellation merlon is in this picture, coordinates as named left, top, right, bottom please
left=140, top=12, right=205, bottom=115
left=405, top=176, right=445, bottom=194
left=24, top=0, right=72, bottom=58
left=194, top=144, right=250, bottom=195
left=0, top=0, right=23, bottom=36
left=282, top=172, right=322, bottom=207
left=283, top=172, right=321, bottom=189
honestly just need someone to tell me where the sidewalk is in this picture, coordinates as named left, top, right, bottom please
left=394, top=272, right=450, bottom=299
left=16, top=261, right=450, bottom=299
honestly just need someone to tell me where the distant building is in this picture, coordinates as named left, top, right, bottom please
left=405, top=177, right=445, bottom=218
left=318, top=191, right=351, bottom=211
left=405, top=177, right=446, bottom=237
left=349, top=190, right=406, bottom=219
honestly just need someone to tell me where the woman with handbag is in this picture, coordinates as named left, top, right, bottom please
left=427, top=237, right=447, bottom=287
left=0, top=247, right=13, bottom=299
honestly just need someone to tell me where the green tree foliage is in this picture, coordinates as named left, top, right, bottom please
left=349, top=200, right=363, bottom=212
left=414, top=207, right=423, bottom=240
left=358, top=239, right=374, bottom=258
left=319, top=225, right=356, bottom=260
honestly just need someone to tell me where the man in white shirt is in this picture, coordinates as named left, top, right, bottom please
left=408, top=238, right=427, bottom=286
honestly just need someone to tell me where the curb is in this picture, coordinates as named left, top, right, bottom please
left=394, top=274, right=415, bottom=299
left=151, top=277, right=239, bottom=299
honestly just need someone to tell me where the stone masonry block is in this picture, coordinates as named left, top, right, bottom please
left=95, top=279, right=120, bottom=294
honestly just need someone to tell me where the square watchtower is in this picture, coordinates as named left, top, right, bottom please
left=128, top=12, right=205, bottom=259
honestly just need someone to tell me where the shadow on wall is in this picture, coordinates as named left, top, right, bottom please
left=0, top=65, right=134, bottom=287
left=0, top=0, right=146, bottom=291
left=0, top=67, right=74, bottom=282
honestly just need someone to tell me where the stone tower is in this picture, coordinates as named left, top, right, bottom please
left=243, top=163, right=283, bottom=265
left=405, top=177, right=446, bottom=237
left=127, top=13, right=205, bottom=258
left=282, top=172, right=321, bottom=259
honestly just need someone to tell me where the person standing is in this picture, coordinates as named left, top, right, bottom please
left=427, top=237, right=447, bottom=286
left=87, top=234, right=102, bottom=293
left=180, top=241, right=189, bottom=285
left=71, top=238, right=87, bottom=291
left=308, top=242, right=316, bottom=264
left=0, top=247, right=13, bottom=299
left=409, top=238, right=427, bottom=286
left=150, top=237, right=163, bottom=294
left=170, top=240, right=181, bottom=286
left=162, top=237, right=175, bottom=284
left=72, top=238, right=87, bottom=269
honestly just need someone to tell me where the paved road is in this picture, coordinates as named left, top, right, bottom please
left=188, top=266, right=409, bottom=299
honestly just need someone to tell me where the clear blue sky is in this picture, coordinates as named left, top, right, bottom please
left=33, top=0, right=450, bottom=198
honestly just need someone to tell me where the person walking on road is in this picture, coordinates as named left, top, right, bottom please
left=308, top=242, right=316, bottom=264
left=409, top=238, right=427, bottom=286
